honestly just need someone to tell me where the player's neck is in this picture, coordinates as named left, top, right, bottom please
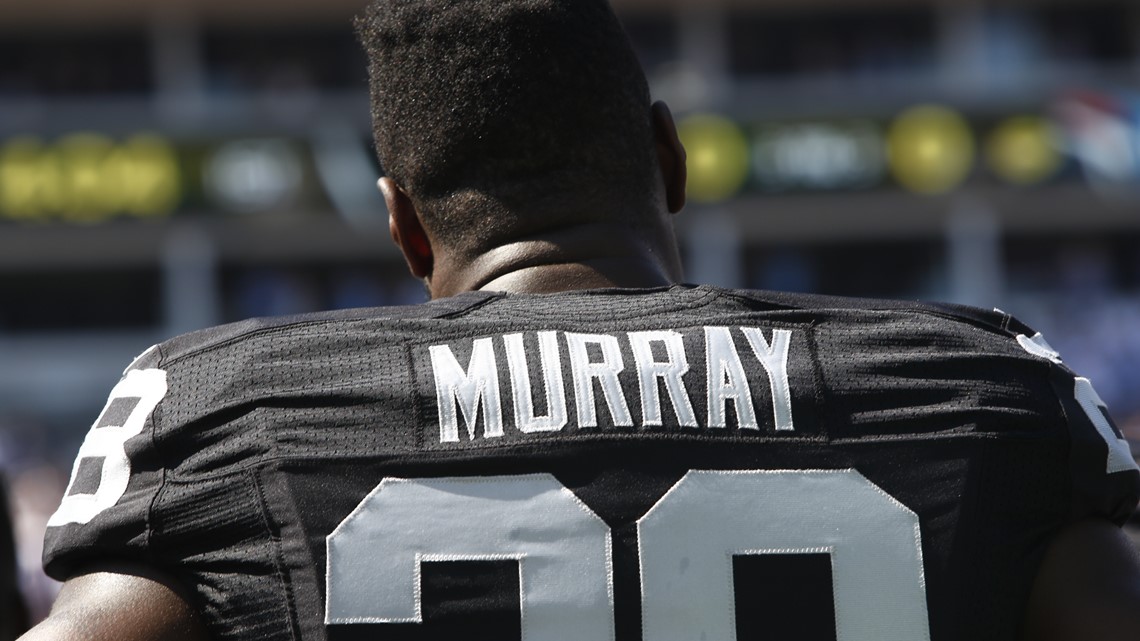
left=473, top=260, right=675, bottom=295
left=430, top=222, right=683, bottom=298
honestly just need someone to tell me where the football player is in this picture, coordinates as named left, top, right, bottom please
left=20, top=1, right=1140, bottom=640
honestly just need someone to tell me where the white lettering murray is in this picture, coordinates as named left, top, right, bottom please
left=428, top=327, right=796, bottom=443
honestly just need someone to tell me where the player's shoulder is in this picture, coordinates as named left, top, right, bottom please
left=718, top=286, right=1022, bottom=330
left=109, top=292, right=499, bottom=478
left=725, top=287, right=1056, bottom=406
left=145, top=291, right=500, bottom=370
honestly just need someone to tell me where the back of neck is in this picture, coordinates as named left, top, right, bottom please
left=429, top=222, right=683, bottom=298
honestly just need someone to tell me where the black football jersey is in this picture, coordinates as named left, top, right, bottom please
left=43, top=285, right=1140, bottom=641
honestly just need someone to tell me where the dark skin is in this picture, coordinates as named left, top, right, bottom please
left=19, top=101, right=1140, bottom=641
left=385, top=102, right=688, bottom=298
left=18, top=565, right=209, bottom=641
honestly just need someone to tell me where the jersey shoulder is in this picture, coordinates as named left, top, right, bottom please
left=718, top=286, right=1026, bottom=332
left=42, top=292, right=498, bottom=581
left=143, top=291, right=500, bottom=472
left=730, top=287, right=1140, bottom=521
left=156, top=290, right=498, bottom=364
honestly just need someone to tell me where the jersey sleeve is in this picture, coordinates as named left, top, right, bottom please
left=42, top=344, right=170, bottom=581
left=1015, top=331, right=1140, bottom=526
left=1052, top=365, right=1140, bottom=525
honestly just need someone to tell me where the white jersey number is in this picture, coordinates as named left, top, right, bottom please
left=325, top=475, right=614, bottom=639
left=1017, top=332, right=1139, bottom=475
left=48, top=368, right=168, bottom=527
left=326, top=470, right=930, bottom=640
left=1075, top=377, right=1139, bottom=474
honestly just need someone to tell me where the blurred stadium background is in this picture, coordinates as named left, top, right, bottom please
left=1, top=0, right=1138, bottom=623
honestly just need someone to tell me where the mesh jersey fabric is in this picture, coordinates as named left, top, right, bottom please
left=42, top=284, right=1140, bottom=641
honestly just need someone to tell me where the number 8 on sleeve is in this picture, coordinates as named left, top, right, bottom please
left=48, top=369, right=168, bottom=527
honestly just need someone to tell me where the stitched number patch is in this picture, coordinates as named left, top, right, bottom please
left=1017, top=332, right=1139, bottom=475
left=1075, top=377, right=1139, bottom=475
left=325, top=475, right=614, bottom=637
left=326, top=470, right=931, bottom=640
left=639, top=470, right=929, bottom=641
left=48, top=369, right=168, bottom=527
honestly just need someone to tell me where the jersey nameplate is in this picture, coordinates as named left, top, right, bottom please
left=424, top=327, right=803, bottom=444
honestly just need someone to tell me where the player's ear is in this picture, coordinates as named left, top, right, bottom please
left=652, top=101, right=687, bottom=214
left=380, top=177, right=434, bottom=279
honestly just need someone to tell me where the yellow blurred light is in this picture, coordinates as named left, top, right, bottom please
left=0, top=137, right=62, bottom=220
left=887, top=105, right=975, bottom=195
left=985, top=116, right=1063, bottom=186
left=0, top=133, right=181, bottom=223
left=121, top=135, right=182, bottom=217
left=677, top=114, right=750, bottom=204
left=58, top=133, right=118, bottom=222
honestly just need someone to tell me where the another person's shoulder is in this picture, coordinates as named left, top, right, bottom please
left=0, top=474, right=29, bottom=640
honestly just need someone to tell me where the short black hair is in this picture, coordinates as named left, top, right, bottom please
left=355, top=0, right=657, bottom=254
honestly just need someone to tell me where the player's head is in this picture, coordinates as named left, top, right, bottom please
left=355, top=0, right=685, bottom=265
